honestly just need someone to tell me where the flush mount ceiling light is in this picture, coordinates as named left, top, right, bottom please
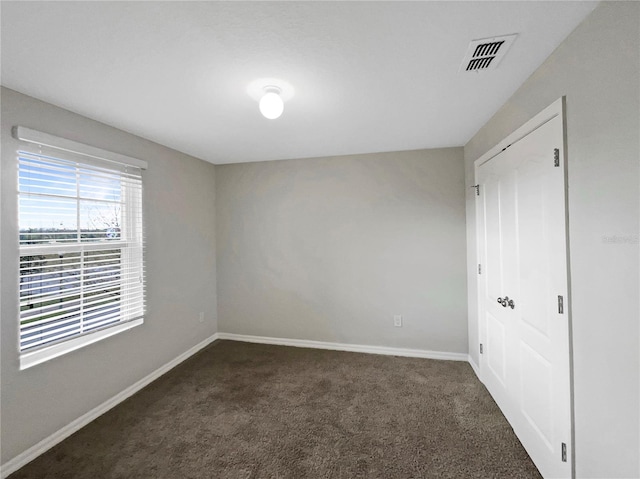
left=247, top=78, right=295, bottom=120
left=259, top=86, right=284, bottom=119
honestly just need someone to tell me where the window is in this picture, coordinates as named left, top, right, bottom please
left=15, top=127, right=146, bottom=369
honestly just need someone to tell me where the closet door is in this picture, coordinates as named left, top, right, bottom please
left=476, top=111, right=571, bottom=479
left=476, top=151, right=520, bottom=424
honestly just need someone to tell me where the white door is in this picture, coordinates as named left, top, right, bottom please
left=476, top=111, right=572, bottom=479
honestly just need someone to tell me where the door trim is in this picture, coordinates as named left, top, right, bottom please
left=473, top=96, right=575, bottom=478
left=474, top=98, right=564, bottom=168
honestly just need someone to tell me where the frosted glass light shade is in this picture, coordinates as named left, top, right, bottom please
left=259, top=90, right=284, bottom=119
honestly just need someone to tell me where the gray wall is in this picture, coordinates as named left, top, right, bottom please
left=0, top=88, right=218, bottom=464
left=463, top=2, right=639, bottom=477
left=216, top=148, right=468, bottom=354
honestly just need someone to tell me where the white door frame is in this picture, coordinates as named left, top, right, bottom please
left=473, top=97, right=574, bottom=476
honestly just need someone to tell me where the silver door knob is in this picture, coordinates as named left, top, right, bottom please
left=497, top=297, right=507, bottom=307
left=503, top=296, right=512, bottom=309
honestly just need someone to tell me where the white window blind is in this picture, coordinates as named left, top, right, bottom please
left=16, top=128, right=146, bottom=359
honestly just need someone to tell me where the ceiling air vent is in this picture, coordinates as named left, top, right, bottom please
left=460, top=34, right=517, bottom=72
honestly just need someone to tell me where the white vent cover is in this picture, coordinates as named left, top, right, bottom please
left=460, top=34, right=517, bottom=72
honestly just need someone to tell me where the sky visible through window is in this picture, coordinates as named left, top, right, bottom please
left=19, top=151, right=123, bottom=244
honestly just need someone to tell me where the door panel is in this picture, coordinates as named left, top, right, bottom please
left=517, top=159, right=551, bottom=337
left=476, top=112, right=571, bottom=479
left=484, top=176, right=503, bottom=299
left=478, top=170, right=514, bottom=417
left=486, top=311, right=506, bottom=384
left=520, top=341, right=554, bottom=448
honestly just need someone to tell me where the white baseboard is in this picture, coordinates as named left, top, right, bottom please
left=1, top=333, right=220, bottom=479
left=217, top=332, right=468, bottom=362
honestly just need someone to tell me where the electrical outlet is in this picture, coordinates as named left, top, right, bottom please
left=393, top=315, right=402, bottom=327
left=198, top=312, right=205, bottom=323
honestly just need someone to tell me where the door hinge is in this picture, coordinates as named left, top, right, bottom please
left=558, top=295, right=564, bottom=314
left=561, top=442, right=567, bottom=462
left=471, top=184, right=480, bottom=196
left=478, top=264, right=482, bottom=275
left=480, top=343, right=483, bottom=354
left=554, top=148, right=560, bottom=167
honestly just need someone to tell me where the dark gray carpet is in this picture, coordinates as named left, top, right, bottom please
left=10, top=340, right=541, bottom=478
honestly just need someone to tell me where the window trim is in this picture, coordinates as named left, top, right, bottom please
left=13, top=126, right=148, bottom=170
left=14, top=126, right=147, bottom=369
left=20, top=318, right=143, bottom=370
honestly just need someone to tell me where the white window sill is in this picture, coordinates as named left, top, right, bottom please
left=20, top=318, right=144, bottom=370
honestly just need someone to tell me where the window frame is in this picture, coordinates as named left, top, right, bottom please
left=14, top=127, right=147, bottom=370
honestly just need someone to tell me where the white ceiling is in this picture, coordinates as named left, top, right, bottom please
left=1, top=1, right=597, bottom=165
